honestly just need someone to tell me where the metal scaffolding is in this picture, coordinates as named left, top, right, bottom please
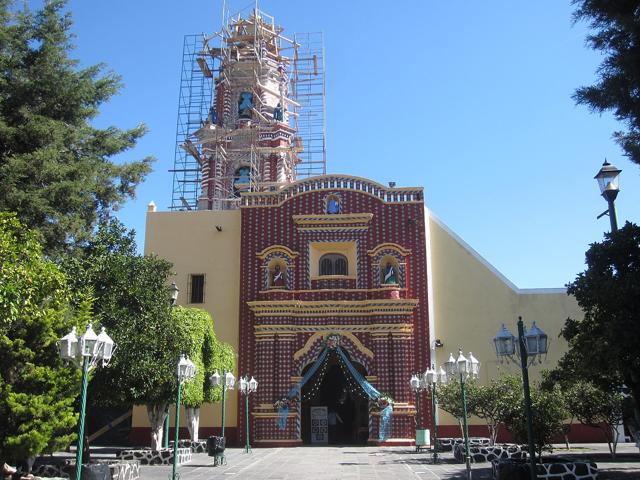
left=169, top=8, right=326, bottom=211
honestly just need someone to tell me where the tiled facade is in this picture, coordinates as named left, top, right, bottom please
left=235, top=175, right=430, bottom=446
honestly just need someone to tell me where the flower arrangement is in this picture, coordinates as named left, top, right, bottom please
left=325, top=333, right=341, bottom=349
left=274, top=396, right=298, bottom=409
left=375, top=394, right=394, bottom=410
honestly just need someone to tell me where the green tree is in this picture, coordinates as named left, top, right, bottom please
left=174, top=307, right=235, bottom=442
left=501, top=377, right=568, bottom=458
left=0, top=213, right=84, bottom=464
left=0, top=0, right=153, bottom=256
left=564, top=381, right=624, bottom=458
left=559, top=222, right=640, bottom=443
left=436, top=379, right=478, bottom=438
left=64, top=219, right=235, bottom=448
left=572, top=0, right=640, bottom=166
left=471, top=377, right=521, bottom=445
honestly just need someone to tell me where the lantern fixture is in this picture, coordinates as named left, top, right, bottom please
left=79, top=324, right=99, bottom=358
left=410, top=374, right=421, bottom=392
left=594, top=160, right=622, bottom=232
left=210, top=370, right=221, bottom=386
left=494, top=318, right=548, bottom=366
left=177, top=354, right=196, bottom=382
left=248, top=376, right=258, bottom=393
left=225, top=371, right=236, bottom=390
left=595, top=160, right=621, bottom=198
left=57, top=326, right=78, bottom=363
left=524, top=321, right=548, bottom=358
left=493, top=323, right=516, bottom=357
left=95, top=327, right=115, bottom=366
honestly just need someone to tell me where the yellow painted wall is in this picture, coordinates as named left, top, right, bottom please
left=135, top=203, right=583, bottom=432
left=134, top=206, right=242, bottom=428
left=427, top=212, right=582, bottom=426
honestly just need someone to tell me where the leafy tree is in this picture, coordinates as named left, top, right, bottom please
left=564, top=381, right=624, bottom=458
left=0, top=213, right=84, bottom=464
left=0, top=0, right=153, bottom=256
left=501, top=377, right=568, bottom=458
left=471, top=377, right=522, bottom=445
left=558, top=222, right=640, bottom=443
left=436, top=379, right=478, bottom=438
left=64, top=219, right=235, bottom=448
left=572, top=0, right=640, bottom=166
left=174, top=307, right=235, bottom=442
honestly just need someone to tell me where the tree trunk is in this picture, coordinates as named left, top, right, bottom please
left=147, top=403, right=168, bottom=450
left=186, top=407, right=200, bottom=441
left=488, top=422, right=498, bottom=445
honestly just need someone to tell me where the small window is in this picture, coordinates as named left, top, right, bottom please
left=190, top=274, right=205, bottom=304
left=319, top=254, right=348, bottom=276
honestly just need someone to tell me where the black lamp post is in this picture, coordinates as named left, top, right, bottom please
left=494, top=318, right=548, bottom=480
left=594, top=160, right=621, bottom=232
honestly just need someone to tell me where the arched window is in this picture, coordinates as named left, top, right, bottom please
left=319, top=253, right=348, bottom=276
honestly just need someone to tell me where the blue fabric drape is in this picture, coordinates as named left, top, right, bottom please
left=276, top=345, right=392, bottom=436
left=379, top=405, right=393, bottom=441
left=277, top=347, right=329, bottom=429
left=335, top=347, right=380, bottom=399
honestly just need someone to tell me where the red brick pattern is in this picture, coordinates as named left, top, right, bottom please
left=237, top=176, right=430, bottom=446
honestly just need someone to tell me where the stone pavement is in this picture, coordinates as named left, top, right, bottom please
left=137, top=444, right=640, bottom=480
left=139, top=446, right=493, bottom=480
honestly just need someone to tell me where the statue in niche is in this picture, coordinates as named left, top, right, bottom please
left=272, top=264, right=285, bottom=287
left=383, top=263, right=397, bottom=285
left=273, top=103, right=283, bottom=122
left=238, top=92, right=253, bottom=119
left=233, top=166, right=251, bottom=197
left=326, top=196, right=340, bottom=214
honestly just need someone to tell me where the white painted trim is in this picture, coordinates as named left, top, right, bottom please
left=427, top=211, right=567, bottom=295
left=424, top=207, right=437, bottom=369
left=518, top=288, right=567, bottom=295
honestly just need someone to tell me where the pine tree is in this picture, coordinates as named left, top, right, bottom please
left=0, top=213, right=86, bottom=464
left=573, top=0, right=640, bottom=166
left=0, top=0, right=153, bottom=256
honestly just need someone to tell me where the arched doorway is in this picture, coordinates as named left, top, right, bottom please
left=300, top=349, right=369, bottom=445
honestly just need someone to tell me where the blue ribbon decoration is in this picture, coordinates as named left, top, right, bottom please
left=379, top=404, right=393, bottom=441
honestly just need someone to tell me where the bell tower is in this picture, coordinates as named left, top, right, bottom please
left=170, top=8, right=325, bottom=211
left=185, top=11, right=298, bottom=210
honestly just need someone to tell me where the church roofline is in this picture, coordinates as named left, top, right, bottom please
left=241, top=174, right=424, bottom=208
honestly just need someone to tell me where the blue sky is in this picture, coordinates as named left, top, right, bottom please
left=63, top=0, right=639, bottom=288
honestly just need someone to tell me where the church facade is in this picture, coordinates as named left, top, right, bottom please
left=132, top=10, right=593, bottom=446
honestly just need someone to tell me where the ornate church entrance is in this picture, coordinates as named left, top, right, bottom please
left=300, top=349, right=369, bottom=445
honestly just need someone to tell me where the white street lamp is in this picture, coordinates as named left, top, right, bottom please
left=57, top=324, right=115, bottom=480
left=171, top=355, right=196, bottom=480
left=210, top=370, right=235, bottom=440
left=443, top=350, right=480, bottom=480
left=239, top=375, right=258, bottom=453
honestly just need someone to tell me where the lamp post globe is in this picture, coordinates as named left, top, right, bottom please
left=595, top=160, right=622, bottom=231
left=171, top=355, right=196, bottom=480
left=57, top=324, right=115, bottom=480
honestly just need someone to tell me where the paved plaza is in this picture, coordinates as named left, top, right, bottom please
left=135, top=444, right=640, bottom=480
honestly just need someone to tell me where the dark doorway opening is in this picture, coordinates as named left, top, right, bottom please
left=301, top=350, right=369, bottom=445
